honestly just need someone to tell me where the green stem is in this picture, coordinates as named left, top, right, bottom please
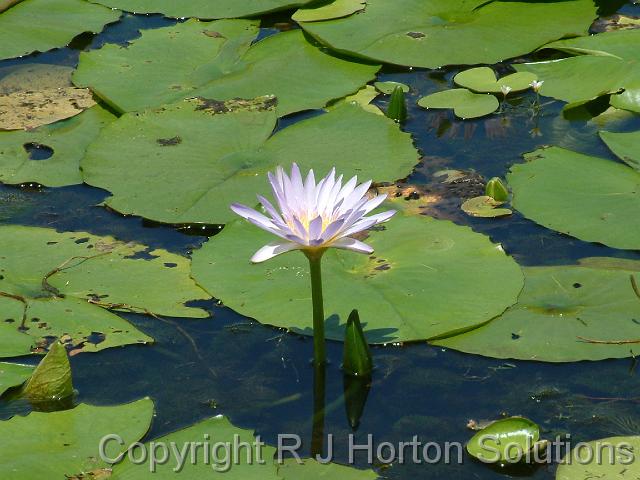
left=306, top=250, right=326, bottom=366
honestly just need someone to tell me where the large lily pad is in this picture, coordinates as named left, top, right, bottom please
left=507, top=147, right=640, bottom=250
left=191, top=214, right=524, bottom=344
left=417, top=89, right=499, bottom=119
left=600, top=130, right=640, bottom=172
left=556, top=436, right=640, bottom=480
left=0, top=362, right=34, bottom=396
left=82, top=99, right=419, bottom=225
left=299, top=0, right=597, bottom=68
left=0, top=398, right=154, bottom=478
left=515, top=29, right=640, bottom=113
left=89, top=0, right=315, bottom=19
left=73, top=20, right=379, bottom=116
left=0, top=0, right=120, bottom=61
left=0, top=105, right=115, bottom=186
left=0, top=225, right=210, bottom=358
left=435, top=264, right=640, bottom=362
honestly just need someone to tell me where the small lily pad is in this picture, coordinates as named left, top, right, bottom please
left=461, top=196, right=512, bottom=218
left=327, top=85, right=382, bottom=115
left=418, top=89, right=499, bottom=119
left=467, top=417, right=540, bottom=464
left=0, top=362, right=34, bottom=396
left=454, top=67, right=537, bottom=93
left=374, top=81, right=409, bottom=94
left=600, top=129, right=640, bottom=172
left=293, top=0, right=366, bottom=22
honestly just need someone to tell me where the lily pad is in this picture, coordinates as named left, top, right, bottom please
left=0, top=105, right=115, bottom=186
left=293, top=0, right=366, bottom=23
left=0, top=398, right=154, bottom=478
left=555, top=436, right=640, bottom=480
left=21, top=341, right=72, bottom=402
left=0, top=0, right=120, bottom=61
left=0, top=64, right=74, bottom=93
left=82, top=99, right=418, bottom=225
left=454, top=67, right=537, bottom=94
left=88, top=0, right=315, bottom=19
left=0, top=87, right=96, bottom=131
left=467, top=417, right=540, bottom=464
left=278, top=458, right=379, bottom=479
left=191, top=214, right=524, bottom=344
left=0, top=225, right=210, bottom=358
left=515, top=29, right=640, bottom=113
left=327, top=85, right=382, bottom=115
left=600, top=130, right=640, bottom=172
left=435, top=264, right=640, bottom=362
left=507, top=147, right=640, bottom=250
left=0, top=362, right=34, bottom=396
left=374, top=81, right=409, bottom=94
left=461, top=196, right=512, bottom=218
left=299, top=0, right=597, bottom=68
left=74, top=20, right=379, bottom=116
left=418, top=89, right=499, bottom=119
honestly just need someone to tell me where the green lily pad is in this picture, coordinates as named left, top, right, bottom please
left=0, top=362, right=34, bottom=396
left=418, top=89, right=499, bottom=119
left=278, top=458, right=379, bottom=479
left=0, top=0, right=120, bottom=61
left=89, top=0, right=315, bottom=19
left=507, top=147, right=640, bottom=250
left=21, top=341, right=72, bottom=402
left=374, top=81, right=409, bottom=94
left=73, top=20, right=378, bottom=116
left=454, top=67, right=537, bottom=94
left=299, top=0, right=596, bottom=68
left=0, top=225, right=210, bottom=358
left=0, top=398, right=154, bottom=478
left=435, top=264, right=640, bottom=362
left=0, top=105, right=115, bottom=187
left=515, top=29, right=640, bottom=113
left=293, top=0, right=366, bottom=23
left=461, top=196, right=512, bottom=218
left=191, top=214, right=524, bottom=344
left=82, top=99, right=418, bottom=225
left=467, top=417, right=540, bottom=464
left=555, top=436, right=640, bottom=479
left=600, top=130, right=640, bottom=172
left=327, top=85, right=382, bottom=115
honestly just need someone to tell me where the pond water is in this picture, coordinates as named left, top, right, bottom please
left=1, top=1, right=640, bottom=479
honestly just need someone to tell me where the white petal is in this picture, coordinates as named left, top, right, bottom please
left=230, top=203, right=276, bottom=229
left=361, top=193, right=387, bottom=214
left=256, top=195, right=285, bottom=224
left=251, top=241, right=300, bottom=263
left=308, top=215, right=323, bottom=241
left=331, top=237, right=374, bottom=254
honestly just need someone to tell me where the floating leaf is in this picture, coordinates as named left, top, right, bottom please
left=74, top=20, right=378, bottom=116
left=0, top=225, right=209, bottom=358
left=278, top=458, right=379, bottom=479
left=191, top=214, right=524, bottom=344
left=507, top=147, right=640, bottom=250
left=418, top=89, right=499, bottom=119
left=454, top=67, right=537, bottom=94
left=0, top=362, right=34, bottom=396
left=0, top=0, right=120, bottom=61
left=555, top=436, right=640, bottom=479
left=299, top=0, right=596, bottom=68
left=0, top=105, right=115, bottom=186
left=83, top=100, right=418, bottom=224
left=0, top=87, right=95, bottom=131
left=435, top=263, right=640, bottom=362
left=467, top=417, right=540, bottom=463
left=516, top=29, right=640, bottom=113
left=327, top=85, right=382, bottom=115
left=88, top=0, right=315, bottom=19
left=21, top=341, right=72, bottom=402
left=461, top=196, right=512, bottom=218
left=600, top=129, right=640, bottom=172
left=374, top=81, right=409, bottom=94
left=293, top=0, right=365, bottom=22
left=0, top=398, right=154, bottom=478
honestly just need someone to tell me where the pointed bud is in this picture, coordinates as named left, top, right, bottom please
left=21, top=341, right=73, bottom=403
left=386, top=86, right=407, bottom=122
left=343, top=309, right=373, bottom=377
left=485, top=177, right=509, bottom=202
left=344, top=374, right=371, bottom=430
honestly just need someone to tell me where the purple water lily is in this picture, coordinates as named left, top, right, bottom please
left=231, top=163, right=395, bottom=263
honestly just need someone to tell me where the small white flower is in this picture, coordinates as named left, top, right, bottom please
left=231, top=164, right=395, bottom=263
left=530, top=80, right=544, bottom=93
left=500, top=85, right=512, bottom=96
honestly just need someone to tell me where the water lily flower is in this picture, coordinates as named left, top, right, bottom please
left=231, top=163, right=395, bottom=366
left=500, top=85, right=512, bottom=96
left=529, top=80, right=544, bottom=93
left=231, top=163, right=395, bottom=263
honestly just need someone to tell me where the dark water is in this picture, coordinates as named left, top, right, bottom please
left=2, top=3, right=640, bottom=479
